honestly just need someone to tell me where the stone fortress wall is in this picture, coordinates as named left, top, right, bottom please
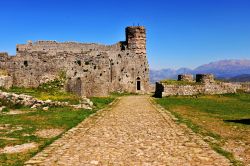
left=0, top=26, right=150, bottom=97
left=16, top=41, right=122, bottom=53
left=155, top=74, right=246, bottom=97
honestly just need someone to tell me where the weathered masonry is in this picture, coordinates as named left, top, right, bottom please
left=155, top=74, right=241, bottom=98
left=0, top=26, right=150, bottom=97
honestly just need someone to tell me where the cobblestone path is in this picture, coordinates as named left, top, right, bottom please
left=25, top=96, right=231, bottom=166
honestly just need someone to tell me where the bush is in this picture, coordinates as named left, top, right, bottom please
left=1, top=107, right=9, bottom=112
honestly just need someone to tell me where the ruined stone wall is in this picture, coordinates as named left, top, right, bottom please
left=196, top=74, right=215, bottom=84
left=16, top=41, right=122, bottom=55
left=0, top=76, right=13, bottom=89
left=0, top=52, right=12, bottom=71
left=0, top=53, right=13, bottom=89
left=241, top=83, right=250, bottom=92
left=0, top=52, right=8, bottom=60
left=154, top=74, right=239, bottom=97
left=0, top=26, right=150, bottom=97
left=178, top=74, right=193, bottom=82
left=231, top=82, right=250, bottom=93
left=155, top=82, right=237, bottom=97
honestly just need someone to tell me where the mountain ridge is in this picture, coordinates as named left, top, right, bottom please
left=150, top=59, right=250, bottom=83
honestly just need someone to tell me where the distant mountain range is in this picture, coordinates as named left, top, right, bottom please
left=226, top=74, right=250, bottom=82
left=150, top=59, right=250, bottom=83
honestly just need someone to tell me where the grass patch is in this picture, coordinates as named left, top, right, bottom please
left=156, top=93, right=250, bottom=119
left=109, top=92, right=138, bottom=97
left=211, top=144, right=241, bottom=166
left=1, top=81, right=81, bottom=105
left=1, top=107, right=10, bottom=113
left=155, top=93, right=250, bottom=165
left=0, top=80, right=115, bottom=165
left=90, top=97, right=115, bottom=109
left=0, top=79, right=85, bottom=118
left=160, top=79, right=199, bottom=85
left=0, top=96, right=114, bottom=165
left=0, top=108, right=93, bottom=165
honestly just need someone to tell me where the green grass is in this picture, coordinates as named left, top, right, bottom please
left=0, top=108, right=92, bottom=165
left=155, top=93, right=250, bottom=166
left=90, top=97, right=115, bottom=109
left=1, top=80, right=82, bottom=105
left=0, top=96, right=114, bottom=165
left=0, top=79, right=115, bottom=166
left=109, top=92, right=138, bottom=97
left=156, top=93, right=250, bottom=119
left=1, top=107, right=10, bottom=113
left=0, top=76, right=63, bottom=99
left=211, top=144, right=240, bottom=166
left=160, top=79, right=223, bottom=85
left=160, top=79, right=199, bottom=85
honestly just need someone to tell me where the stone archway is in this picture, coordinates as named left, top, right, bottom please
left=136, top=77, right=141, bottom=91
left=65, top=77, right=83, bottom=96
left=75, top=77, right=82, bottom=96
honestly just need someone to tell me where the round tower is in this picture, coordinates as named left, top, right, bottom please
left=125, top=26, right=146, bottom=54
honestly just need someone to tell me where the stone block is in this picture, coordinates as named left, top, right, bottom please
left=0, top=76, right=13, bottom=89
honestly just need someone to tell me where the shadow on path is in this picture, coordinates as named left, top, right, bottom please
left=224, top=119, right=250, bottom=125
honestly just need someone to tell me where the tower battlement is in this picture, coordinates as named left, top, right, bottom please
left=126, top=26, right=146, bottom=54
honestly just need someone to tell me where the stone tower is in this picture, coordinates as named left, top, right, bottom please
left=126, top=26, right=146, bottom=54
left=125, top=26, right=149, bottom=93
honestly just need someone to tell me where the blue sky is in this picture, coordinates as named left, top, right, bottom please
left=0, top=0, right=249, bottom=69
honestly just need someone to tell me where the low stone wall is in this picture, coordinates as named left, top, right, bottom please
left=241, top=83, right=250, bottom=92
left=0, top=76, right=13, bottom=89
left=155, top=82, right=238, bottom=97
left=0, top=91, right=93, bottom=110
left=232, top=82, right=250, bottom=93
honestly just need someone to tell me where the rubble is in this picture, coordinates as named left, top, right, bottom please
left=0, top=90, right=93, bottom=110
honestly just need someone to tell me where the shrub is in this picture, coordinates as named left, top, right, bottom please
left=1, top=107, right=10, bottom=112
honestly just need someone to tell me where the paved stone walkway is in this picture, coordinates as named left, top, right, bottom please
left=25, top=96, right=231, bottom=166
